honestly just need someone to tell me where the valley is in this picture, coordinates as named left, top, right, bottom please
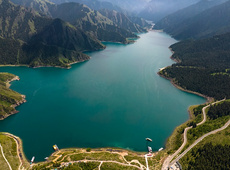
left=1, top=0, right=230, bottom=169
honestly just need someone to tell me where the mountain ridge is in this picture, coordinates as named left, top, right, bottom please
left=0, top=0, right=104, bottom=68
left=155, top=0, right=230, bottom=40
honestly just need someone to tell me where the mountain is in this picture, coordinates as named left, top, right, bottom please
left=22, top=18, right=105, bottom=67
left=98, top=9, right=147, bottom=33
left=48, top=0, right=150, bottom=30
left=159, top=32, right=230, bottom=99
left=0, top=0, right=104, bottom=67
left=28, top=18, right=104, bottom=52
left=10, top=0, right=54, bottom=16
left=0, top=0, right=52, bottom=41
left=48, top=2, right=138, bottom=43
left=155, top=0, right=228, bottom=32
left=128, top=16, right=151, bottom=29
left=48, top=0, right=122, bottom=12
left=138, top=0, right=199, bottom=22
left=98, top=0, right=149, bottom=13
left=0, top=18, right=104, bottom=67
left=11, top=0, right=140, bottom=43
left=159, top=0, right=230, bottom=40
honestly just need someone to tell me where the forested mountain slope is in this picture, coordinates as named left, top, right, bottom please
left=138, top=0, right=199, bottom=22
left=0, top=0, right=104, bottom=67
left=0, top=0, right=52, bottom=41
left=155, top=0, right=228, bottom=37
left=11, top=0, right=141, bottom=43
left=48, top=2, right=138, bottom=43
left=10, top=0, right=54, bottom=16
left=159, top=32, right=230, bottom=99
left=98, top=9, right=146, bottom=33
left=156, top=0, right=230, bottom=40
left=49, top=0, right=122, bottom=12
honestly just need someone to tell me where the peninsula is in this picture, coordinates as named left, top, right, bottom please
left=0, top=73, right=26, bottom=120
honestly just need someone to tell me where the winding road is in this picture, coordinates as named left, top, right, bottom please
left=162, top=99, right=227, bottom=170
left=0, top=143, right=12, bottom=170
left=2, top=133, right=25, bottom=170
left=171, top=119, right=230, bottom=165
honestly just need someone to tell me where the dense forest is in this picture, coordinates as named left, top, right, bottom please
left=208, top=101, right=230, bottom=120
left=184, top=143, right=230, bottom=170
left=159, top=32, right=230, bottom=99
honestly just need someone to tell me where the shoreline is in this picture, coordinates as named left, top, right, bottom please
left=0, top=32, right=212, bottom=166
left=1, top=132, right=30, bottom=168
left=0, top=58, right=90, bottom=70
left=0, top=75, right=26, bottom=120
left=159, top=47, right=213, bottom=103
left=158, top=72, right=213, bottom=103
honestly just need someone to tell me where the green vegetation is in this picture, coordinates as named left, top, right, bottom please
left=48, top=2, right=138, bottom=44
left=164, top=101, right=230, bottom=155
left=164, top=104, right=204, bottom=154
left=0, top=0, right=148, bottom=68
left=11, top=0, right=144, bottom=45
left=169, top=101, right=230, bottom=169
left=62, top=162, right=100, bottom=170
left=70, top=152, right=125, bottom=163
left=0, top=0, right=104, bottom=68
left=180, top=126, right=230, bottom=170
left=165, top=122, right=186, bottom=154
left=86, top=148, right=91, bottom=152
left=124, top=154, right=146, bottom=165
left=0, top=73, right=24, bottom=120
left=208, top=101, right=230, bottom=119
left=186, top=115, right=230, bottom=147
left=101, top=162, right=138, bottom=170
left=0, top=133, right=20, bottom=170
left=160, top=32, right=230, bottom=100
left=155, top=0, right=228, bottom=40
left=31, top=147, right=166, bottom=169
left=182, top=143, right=230, bottom=170
left=99, top=9, right=147, bottom=33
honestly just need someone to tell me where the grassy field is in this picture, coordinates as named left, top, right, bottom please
left=32, top=147, right=166, bottom=170
left=0, top=133, right=20, bottom=170
left=101, top=162, right=139, bottom=170
left=0, top=131, right=167, bottom=170
left=164, top=104, right=206, bottom=154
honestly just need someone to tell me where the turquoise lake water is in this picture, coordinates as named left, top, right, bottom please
left=0, top=31, right=206, bottom=161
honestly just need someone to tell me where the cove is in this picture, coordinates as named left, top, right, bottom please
left=0, top=31, right=206, bottom=162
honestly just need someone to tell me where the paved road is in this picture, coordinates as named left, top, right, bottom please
left=171, top=119, right=230, bottom=165
left=162, top=99, right=226, bottom=170
left=0, top=143, right=12, bottom=170
left=197, top=99, right=225, bottom=126
left=3, top=133, right=25, bottom=170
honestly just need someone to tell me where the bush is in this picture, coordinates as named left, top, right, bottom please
left=86, top=148, right=91, bottom=152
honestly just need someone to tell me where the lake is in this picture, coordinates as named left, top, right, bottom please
left=0, top=31, right=206, bottom=161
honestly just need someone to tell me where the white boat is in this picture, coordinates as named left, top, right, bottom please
left=158, top=147, right=163, bottom=151
left=148, top=146, right=152, bottom=153
left=146, top=138, right=152, bottom=142
left=30, top=156, right=35, bottom=164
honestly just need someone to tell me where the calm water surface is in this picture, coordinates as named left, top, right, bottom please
left=0, top=31, right=206, bottom=161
